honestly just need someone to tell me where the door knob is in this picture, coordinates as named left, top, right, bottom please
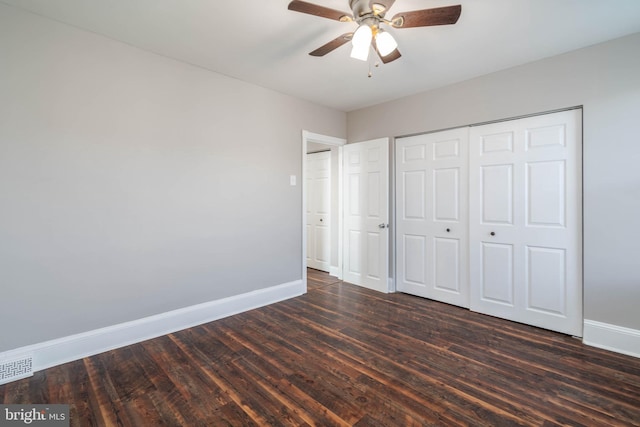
left=378, top=223, right=387, bottom=229
left=320, top=218, right=323, bottom=222
left=446, top=228, right=451, bottom=233
left=490, top=231, right=496, bottom=236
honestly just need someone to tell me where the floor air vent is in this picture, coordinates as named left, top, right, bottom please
left=0, top=355, right=34, bottom=385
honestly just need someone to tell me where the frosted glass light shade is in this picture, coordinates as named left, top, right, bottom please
left=376, top=30, right=398, bottom=56
left=350, top=24, right=372, bottom=61
left=350, top=43, right=370, bottom=61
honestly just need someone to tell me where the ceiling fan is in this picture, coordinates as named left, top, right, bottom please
left=288, top=0, right=462, bottom=64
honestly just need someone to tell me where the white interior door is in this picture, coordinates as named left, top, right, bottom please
left=306, top=151, right=331, bottom=272
left=396, top=128, right=469, bottom=308
left=343, top=138, right=390, bottom=293
left=469, top=109, right=582, bottom=336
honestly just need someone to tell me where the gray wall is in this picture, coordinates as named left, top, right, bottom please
left=348, top=32, right=640, bottom=331
left=0, top=4, right=346, bottom=352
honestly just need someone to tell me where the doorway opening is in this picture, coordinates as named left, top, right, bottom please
left=301, top=131, right=345, bottom=288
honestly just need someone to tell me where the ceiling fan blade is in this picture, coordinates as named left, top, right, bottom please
left=392, top=5, right=461, bottom=28
left=288, top=0, right=353, bottom=22
left=309, top=33, right=353, bottom=57
left=380, top=48, right=401, bottom=64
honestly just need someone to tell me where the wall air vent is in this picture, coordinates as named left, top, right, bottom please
left=0, top=355, right=34, bottom=385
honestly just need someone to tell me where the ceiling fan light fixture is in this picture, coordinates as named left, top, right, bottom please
left=288, top=1, right=463, bottom=65
left=375, top=30, right=398, bottom=56
left=350, top=43, right=371, bottom=61
left=350, top=24, right=372, bottom=61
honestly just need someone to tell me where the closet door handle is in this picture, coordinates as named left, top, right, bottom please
left=490, top=231, right=496, bottom=236
left=446, top=228, right=451, bottom=233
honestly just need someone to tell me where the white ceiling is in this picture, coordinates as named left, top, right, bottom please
left=4, top=0, right=640, bottom=112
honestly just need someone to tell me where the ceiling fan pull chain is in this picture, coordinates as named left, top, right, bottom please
left=367, top=45, right=379, bottom=78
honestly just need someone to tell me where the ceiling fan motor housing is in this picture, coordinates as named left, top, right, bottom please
left=350, top=0, right=384, bottom=24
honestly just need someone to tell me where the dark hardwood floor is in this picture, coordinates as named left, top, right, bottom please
left=2, top=268, right=640, bottom=426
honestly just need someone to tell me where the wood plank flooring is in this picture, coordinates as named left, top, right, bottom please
left=2, top=268, right=640, bottom=426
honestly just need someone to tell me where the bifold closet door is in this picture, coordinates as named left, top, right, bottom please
left=469, top=109, right=582, bottom=336
left=396, top=128, right=469, bottom=308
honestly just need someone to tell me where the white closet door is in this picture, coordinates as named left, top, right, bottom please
left=469, top=110, right=582, bottom=336
left=396, top=128, right=469, bottom=307
left=306, top=151, right=331, bottom=272
left=343, top=138, right=390, bottom=293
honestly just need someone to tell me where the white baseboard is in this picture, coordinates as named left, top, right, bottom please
left=583, top=319, right=640, bottom=358
left=0, top=280, right=304, bottom=377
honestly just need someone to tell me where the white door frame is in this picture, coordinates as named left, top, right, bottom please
left=302, top=131, right=346, bottom=288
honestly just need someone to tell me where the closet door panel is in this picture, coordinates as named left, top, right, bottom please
left=469, top=110, right=582, bottom=336
left=396, top=128, right=469, bottom=308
